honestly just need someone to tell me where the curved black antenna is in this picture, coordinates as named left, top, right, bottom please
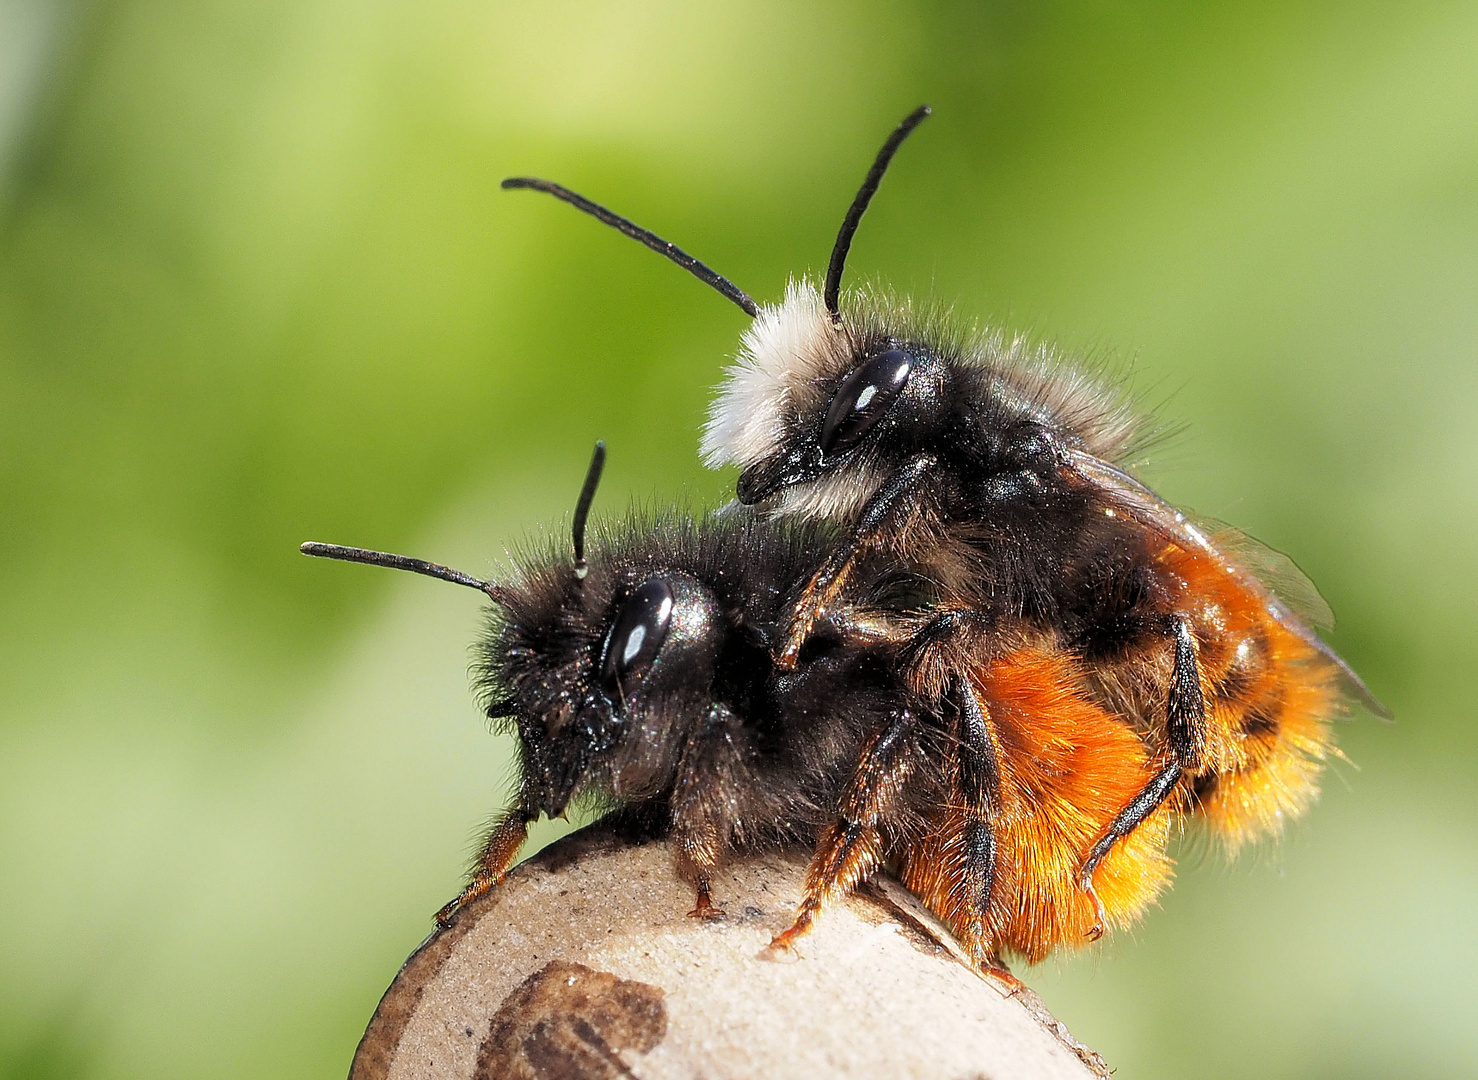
left=300, top=542, right=507, bottom=603
left=571, top=440, right=607, bottom=580
left=823, top=104, right=932, bottom=323
left=502, top=177, right=759, bottom=317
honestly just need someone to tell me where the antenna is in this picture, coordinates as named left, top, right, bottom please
left=571, top=440, right=607, bottom=580
left=823, top=104, right=931, bottom=323
left=300, top=542, right=507, bottom=603
left=502, top=177, right=759, bottom=317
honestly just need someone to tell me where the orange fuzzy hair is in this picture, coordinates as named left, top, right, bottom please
left=1157, top=543, right=1344, bottom=855
left=899, top=647, right=1176, bottom=963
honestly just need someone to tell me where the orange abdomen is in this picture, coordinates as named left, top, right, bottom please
left=900, top=646, right=1175, bottom=963
left=1161, top=543, right=1344, bottom=854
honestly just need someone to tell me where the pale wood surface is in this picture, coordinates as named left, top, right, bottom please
left=351, top=824, right=1108, bottom=1080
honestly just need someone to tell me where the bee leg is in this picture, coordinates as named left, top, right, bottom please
left=897, top=613, right=1004, bottom=965
left=1077, top=616, right=1204, bottom=938
left=900, top=607, right=988, bottom=699
left=770, top=709, right=920, bottom=952
left=435, top=805, right=534, bottom=928
left=686, top=877, right=726, bottom=921
left=1164, top=615, right=1209, bottom=769
left=777, top=453, right=937, bottom=669
left=671, top=704, right=747, bottom=922
left=1077, top=760, right=1182, bottom=939
left=953, top=678, right=1003, bottom=969
left=674, top=824, right=728, bottom=922
left=980, top=963, right=1027, bottom=998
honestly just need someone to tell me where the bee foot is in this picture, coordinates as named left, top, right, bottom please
left=434, top=899, right=462, bottom=930
left=763, top=916, right=813, bottom=961
left=686, top=895, right=727, bottom=922
left=1080, top=877, right=1108, bottom=941
left=759, top=935, right=804, bottom=964
left=981, top=965, right=1027, bottom=999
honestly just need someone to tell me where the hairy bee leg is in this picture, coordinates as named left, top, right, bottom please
left=1165, top=616, right=1209, bottom=767
left=671, top=704, right=746, bottom=922
left=897, top=612, right=1004, bottom=962
left=954, top=678, right=1003, bottom=966
left=770, top=709, right=919, bottom=952
left=1075, top=616, right=1205, bottom=938
left=777, top=453, right=936, bottom=669
left=899, top=607, right=988, bottom=698
left=435, top=807, right=533, bottom=928
left=673, top=816, right=727, bottom=921
left=1077, top=759, right=1182, bottom=939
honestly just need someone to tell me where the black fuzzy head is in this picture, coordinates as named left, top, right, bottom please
left=477, top=511, right=867, bottom=820
left=301, top=448, right=928, bottom=835
left=483, top=544, right=725, bottom=816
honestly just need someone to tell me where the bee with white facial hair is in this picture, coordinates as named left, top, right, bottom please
left=500, top=105, right=1386, bottom=950
left=303, top=443, right=1174, bottom=972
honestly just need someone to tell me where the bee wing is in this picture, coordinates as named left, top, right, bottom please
left=1198, top=521, right=1335, bottom=632
left=1060, top=448, right=1390, bottom=719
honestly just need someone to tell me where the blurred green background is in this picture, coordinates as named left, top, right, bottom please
left=1, top=1, right=1473, bottom=1077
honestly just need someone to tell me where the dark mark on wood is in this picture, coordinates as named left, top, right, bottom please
left=854, top=880, right=949, bottom=958
left=475, top=961, right=667, bottom=1080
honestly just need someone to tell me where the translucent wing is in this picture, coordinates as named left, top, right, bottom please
left=1060, top=448, right=1390, bottom=719
left=1201, top=520, right=1334, bottom=632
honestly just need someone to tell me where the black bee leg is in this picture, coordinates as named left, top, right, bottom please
left=1077, top=760, right=1182, bottom=939
left=670, top=704, right=747, bottom=922
left=777, top=453, right=937, bottom=669
left=435, top=805, right=534, bottom=928
left=770, top=709, right=920, bottom=952
left=1164, top=615, right=1208, bottom=769
left=953, top=677, right=1003, bottom=968
left=1076, top=616, right=1204, bottom=938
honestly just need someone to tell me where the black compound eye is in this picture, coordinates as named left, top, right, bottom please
left=820, top=348, right=913, bottom=456
left=600, top=577, right=674, bottom=697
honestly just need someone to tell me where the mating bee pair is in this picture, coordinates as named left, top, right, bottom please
left=304, top=107, right=1384, bottom=973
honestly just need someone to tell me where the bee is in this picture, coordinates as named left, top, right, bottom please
left=500, top=106, right=1388, bottom=947
left=302, top=445, right=1171, bottom=971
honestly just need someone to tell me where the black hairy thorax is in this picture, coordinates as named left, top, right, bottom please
left=479, top=514, right=927, bottom=841
left=822, top=353, right=1175, bottom=659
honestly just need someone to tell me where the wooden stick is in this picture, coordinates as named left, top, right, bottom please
left=351, top=822, right=1108, bottom=1080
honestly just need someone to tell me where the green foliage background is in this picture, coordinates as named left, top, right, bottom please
left=1, top=1, right=1473, bottom=1076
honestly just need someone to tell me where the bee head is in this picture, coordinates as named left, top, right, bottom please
left=303, top=444, right=729, bottom=819
left=476, top=446, right=735, bottom=817
left=493, top=559, right=728, bottom=817
left=701, top=106, right=947, bottom=519
left=702, top=280, right=954, bottom=520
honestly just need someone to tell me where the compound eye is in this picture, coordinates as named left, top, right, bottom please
left=600, top=577, right=674, bottom=698
left=820, top=348, right=912, bottom=456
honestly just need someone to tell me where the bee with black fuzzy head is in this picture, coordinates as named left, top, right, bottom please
left=502, top=106, right=1387, bottom=948
left=302, top=447, right=934, bottom=929
left=302, top=446, right=1176, bottom=973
